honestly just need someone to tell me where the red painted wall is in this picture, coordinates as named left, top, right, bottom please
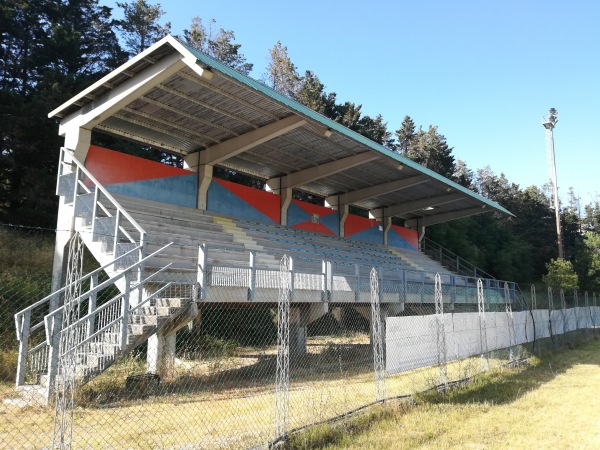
left=85, top=145, right=191, bottom=185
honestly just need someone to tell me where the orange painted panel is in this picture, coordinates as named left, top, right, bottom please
left=85, top=145, right=191, bottom=185
left=344, top=214, right=381, bottom=237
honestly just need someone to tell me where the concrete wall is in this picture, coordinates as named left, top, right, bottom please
left=85, top=145, right=419, bottom=251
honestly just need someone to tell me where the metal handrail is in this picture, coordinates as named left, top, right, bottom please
left=420, top=236, right=496, bottom=279
left=58, top=147, right=146, bottom=241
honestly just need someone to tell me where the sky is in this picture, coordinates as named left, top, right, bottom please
left=102, top=0, right=600, bottom=206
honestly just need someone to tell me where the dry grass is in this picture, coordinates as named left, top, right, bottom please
left=0, top=333, right=506, bottom=449
left=292, top=338, right=600, bottom=449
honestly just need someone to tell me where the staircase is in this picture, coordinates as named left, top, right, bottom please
left=12, top=149, right=198, bottom=405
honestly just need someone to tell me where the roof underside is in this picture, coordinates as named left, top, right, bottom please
left=50, top=36, right=512, bottom=227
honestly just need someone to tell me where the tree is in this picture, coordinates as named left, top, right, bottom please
left=405, top=125, right=455, bottom=178
left=264, top=41, right=301, bottom=98
left=395, top=115, right=416, bottom=153
left=453, top=159, right=474, bottom=188
left=183, top=17, right=252, bottom=75
left=542, top=258, right=578, bottom=291
left=0, top=0, right=124, bottom=226
left=295, top=70, right=336, bottom=117
left=116, top=0, right=170, bottom=55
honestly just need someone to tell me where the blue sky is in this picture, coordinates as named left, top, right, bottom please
left=102, top=0, right=600, bottom=207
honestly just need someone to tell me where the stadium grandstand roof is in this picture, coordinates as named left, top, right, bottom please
left=49, top=35, right=512, bottom=227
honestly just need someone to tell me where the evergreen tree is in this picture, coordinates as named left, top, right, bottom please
left=116, top=0, right=170, bottom=55
left=0, top=0, right=123, bottom=226
left=264, top=41, right=301, bottom=98
left=183, top=17, right=253, bottom=75
left=405, top=125, right=455, bottom=178
left=395, top=115, right=416, bottom=153
left=295, top=70, right=336, bottom=117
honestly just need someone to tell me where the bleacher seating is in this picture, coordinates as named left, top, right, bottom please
left=112, top=194, right=454, bottom=280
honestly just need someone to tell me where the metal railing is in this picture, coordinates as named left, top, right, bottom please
left=57, top=147, right=147, bottom=273
left=420, top=236, right=495, bottom=279
left=14, top=243, right=174, bottom=392
left=196, top=243, right=519, bottom=307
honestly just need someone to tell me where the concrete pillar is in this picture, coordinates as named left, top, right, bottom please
left=325, top=195, right=347, bottom=237
left=383, top=217, right=392, bottom=247
left=289, top=307, right=308, bottom=357
left=339, top=205, right=349, bottom=237
left=288, top=304, right=329, bottom=358
left=147, top=331, right=176, bottom=378
left=51, top=127, right=90, bottom=292
left=183, top=152, right=213, bottom=211
left=266, top=177, right=292, bottom=225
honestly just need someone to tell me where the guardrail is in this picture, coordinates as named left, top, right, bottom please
left=420, top=236, right=495, bottom=279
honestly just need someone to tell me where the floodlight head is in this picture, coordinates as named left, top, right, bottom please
left=542, top=107, right=558, bottom=130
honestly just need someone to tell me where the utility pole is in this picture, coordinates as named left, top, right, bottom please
left=543, top=108, right=563, bottom=259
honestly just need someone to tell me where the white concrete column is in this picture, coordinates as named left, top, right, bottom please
left=184, top=152, right=213, bottom=211
left=289, top=307, right=308, bottom=357
left=63, top=126, right=91, bottom=161
left=339, top=205, right=349, bottom=237
left=383, top=217, right=392, bottom=246
left=266, top=177, right=292, bottom=225
left=51, top=128, right=91, bottom=292
left=147, top=331, right=176, bottom=377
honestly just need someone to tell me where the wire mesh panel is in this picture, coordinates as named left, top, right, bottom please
left=1, top=224, right=599, bottom=449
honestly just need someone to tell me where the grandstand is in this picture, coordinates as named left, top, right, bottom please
left=13, top=35, right=516, bottom=405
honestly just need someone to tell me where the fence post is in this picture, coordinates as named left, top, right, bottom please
left=15, top=312, right=31, bottom=387
left=321, top=260, right=327, bottom=302
left=86, top=273, right=98, bottom=339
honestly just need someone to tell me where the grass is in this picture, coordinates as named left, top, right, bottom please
left=0, top=330, right=530, bottom=449
left=287, top=337, right=600, bottom=449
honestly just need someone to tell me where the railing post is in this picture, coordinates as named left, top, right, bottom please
left=46, top=309, right=63, bottom=401
left=113, top=209, right=121, bottom=256
left=248, top=250, right=256, bottom=301
left=321, top=260, right=327, bottom=302
left=15, top=312, right=31, bottom=387
left=450, top=275, right=457, bottom=311
left=197, top=244, right=207, bottom=301
left=137, top=232, right=146, bottom=306
left=120, top=274, right=130, bottom=352
left=289, top=256, right=295, bottom=302
left=86, top=273, right=98, bottom=339
left=355, top=264, right=360, bottom=302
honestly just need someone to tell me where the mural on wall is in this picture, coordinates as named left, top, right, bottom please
left=389, top=225, right=418, bottom=251
left=206, top=178, right=281, bottom=224
left=344, top=214, right=383, bottom=245
left=287, top=200, right=339, bottom=236
left=84, top=145, right=198, bottom=208
left=84, top=145, right=419, bottom=251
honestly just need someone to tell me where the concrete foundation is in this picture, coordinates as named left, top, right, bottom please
left=147, top=332, right=176, bottom=378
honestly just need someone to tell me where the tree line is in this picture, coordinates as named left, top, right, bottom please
left=1, top=0, right=598, bottom=290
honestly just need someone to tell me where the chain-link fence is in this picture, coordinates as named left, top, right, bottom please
left=1, top=224, right=599, bottom=449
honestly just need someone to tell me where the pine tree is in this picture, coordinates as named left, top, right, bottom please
left=0, top=0, right=123, bottom=226
left=264, top=41, right=301, bottom=98
left=116, top=0, right=170, bottom=55
left=395, top=115, right=416, bottom=153
left=183, top=17, right=252, bottom=75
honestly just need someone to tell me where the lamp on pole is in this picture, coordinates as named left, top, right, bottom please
left=543, top=108, right=563, bottom=259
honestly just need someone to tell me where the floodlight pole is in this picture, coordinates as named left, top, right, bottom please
left=543, top=108, right=564, bottom=259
